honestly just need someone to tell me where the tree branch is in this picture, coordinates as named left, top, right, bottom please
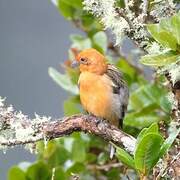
left=0, top=97, right=136, bottom=155
left=141, top=0, right=148, bottom=22
left=153, top=63, right=180, bottom=178
left=87, top=162, right=122, bottom=171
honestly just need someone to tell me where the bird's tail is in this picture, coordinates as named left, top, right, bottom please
left=109, top=144, right=116, bottom=159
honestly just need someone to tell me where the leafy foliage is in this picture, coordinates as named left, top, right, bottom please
left=48, top=67, right=79, bottom=95
left=115, top=144, right=135, bottom=169
left=8, top=166, right=26, bottom=180
left=44, top=30, right=173, bottom=179
left=141, top=12, right=180, bottom=67
left=135, top=133, right=163, bottom=175
left=124, top=84, right=170, bottom=129
left=159, top=127, right=180, bottom=158
left=134, top=123, right=164, bottom=175
left=8, top=162, right=51, bottom=180
left=56, top=0, right=102, bottom=35
left=140, top=51, right=180, bottom=66
left=7, top=1, right=180, bottom=180
left=115, top=123, right=166, bottom=176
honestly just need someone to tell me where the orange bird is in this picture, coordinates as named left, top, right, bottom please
left=72, top=48, right=129, bottom=157
left=72, top=48, right=129, bottom=128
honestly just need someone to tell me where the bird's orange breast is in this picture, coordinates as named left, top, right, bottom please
left=79, top=72, right=114, bottom=121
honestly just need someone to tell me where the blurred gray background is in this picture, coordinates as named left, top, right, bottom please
left=0, top=0, right=81, bottom=179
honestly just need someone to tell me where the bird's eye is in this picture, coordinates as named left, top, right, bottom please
left=80, top=58, right=86, bottom=62
left=80, top=58, right=88, bottom=64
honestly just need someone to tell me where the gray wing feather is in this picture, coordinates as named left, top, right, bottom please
left=106, top=64, right=129, bottom=128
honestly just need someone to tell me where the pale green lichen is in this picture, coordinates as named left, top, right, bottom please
left=146, top=42, right=162, bottom=54
left=169, top=63, right=180, bottom=86
left=82, top=0, right=177, bottom=48
left=150, top=0, right=176, bottom=22
left=158, top=61, right=180, bottom=116
left=0, top=97, right=51, bottom=153
left=25, top=143, right=37, bottom=154
left=157, top=59, right=180, bottom=78
left=51, top=0, right=177, bottom=48
left=83, top=0, right=130, bottom=45
left=82, top=0, right=148, bottom=47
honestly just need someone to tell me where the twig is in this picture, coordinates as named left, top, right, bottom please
left=141, top=0, right=148, bottom=22
left=87, top=162, right=122, bottom=171
left=165, top=71, right=180, bottom=123
left=124, top=0, right=130, bottom=13
left=154, top=66, right=180, bottom=179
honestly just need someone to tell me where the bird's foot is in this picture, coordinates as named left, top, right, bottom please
left=87, top=112, right=96, bottom=118
left=86, top=113, right=106, bottom=126
left=94, top=117, right=106, bottom=126
left=86, top=113, right=96, bottom=120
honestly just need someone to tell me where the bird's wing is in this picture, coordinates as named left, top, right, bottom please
left=106, top=64, right=125, bottom=93
left=106, top=64, right=129, bottom=128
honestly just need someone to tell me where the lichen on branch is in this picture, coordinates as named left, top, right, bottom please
left=82, top=0, right=176, bottom=48
left=0, top=97, right=136, bottom=154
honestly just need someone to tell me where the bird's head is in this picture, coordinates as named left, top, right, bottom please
left=72, top=48, right=107, bottom=75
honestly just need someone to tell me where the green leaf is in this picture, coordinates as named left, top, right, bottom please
left=116, top=0, right=125, bottom=7
left=18, top=162, right=32, bottom=171
left=66, top=162, right=85, bottom=175
left=171, top=13, right=180, bottom=45
left=41, top=140, right=70, bottom=167
left=64, top=96, right=81, bottom=116
left=81, top=13, right=102, bottom=34
left=125, top=84, right=166, bottom=128
left=26, top=161, right=51, bottom=180
left=147, top=24, right=177, bottom=50
left=54, top=167, right=67, bottom=180
left=134, top=133, right=163, bottom=175
left=89, top=134, right=106, bottom=149
left=48, top=67, right=79, bottom=95
left=160, top=18, right=172, bottom=32
left=136, top=123, right=159, bottom=146
left=116, top=58, right=137, bottom=84
left=144, top=123, right=158, bottom=134
left=60, top=0, right=83, bottom=9
left=97, top=152, right=108, bottom=165
left=158, top=31, right=177, bottom=50
left=70, top=35, right=92, bottom=50
left=147, top=13, right=180, bottom=51
left=140, top=51, right=179, bottom=67
left=86, top=153, right=97, bottom=163
left=136, top=128, right=148, bottom=143
left=124, top=112, right=160, bottom=128
left=160, top=96, right=171, bottom=113
left=72, top=139, right=86, bottom=162
left=66, top=67, right=79, bottom=85
left=8, top=166, right=26, bottom=180
left=57, top=0, right=75, bottom=20
left=159, top=128, right=180, bottom=158
left=92, top=31, right=107, bottom=53
left=130, top=84, right=162, bottom=110
left=106, top=168, right=120, bottom=179
left=115, top=146, right=135, bottom=169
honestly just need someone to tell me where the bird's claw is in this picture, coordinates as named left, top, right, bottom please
left=86, top=113, right=105, bottom=125
left=95, top=117, right=105, bottom=125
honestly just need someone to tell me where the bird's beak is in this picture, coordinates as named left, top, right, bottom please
left=71, top=60, right=79, bottom=68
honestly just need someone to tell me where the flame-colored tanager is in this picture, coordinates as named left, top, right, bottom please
left=72, top=48, right=129, bottom=129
